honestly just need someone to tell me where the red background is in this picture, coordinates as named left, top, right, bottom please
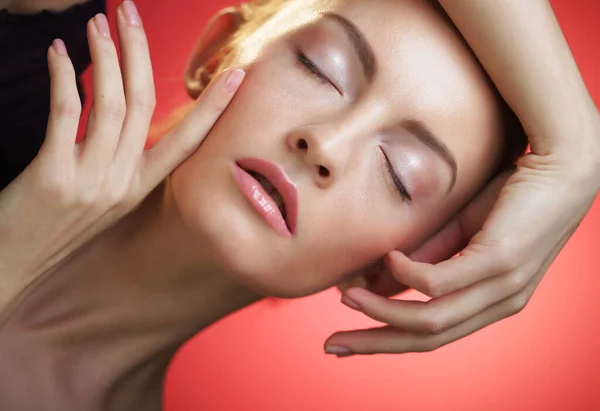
left=83, top=1, right=600, bottom=410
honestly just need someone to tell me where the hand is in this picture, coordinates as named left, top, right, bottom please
left=0, top=4, right=244, bottom=310
left=326, top=138, right=600, bottom=356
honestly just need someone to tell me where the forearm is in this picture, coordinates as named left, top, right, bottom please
left=438, top=0, right=599, bottom=163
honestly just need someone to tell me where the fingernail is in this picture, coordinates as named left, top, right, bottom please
left=341, top=295, right=360, bottom=311
left=122, top=0, right=141, bottom=27
left=224, top=69, right=245, bottom=93
left=53, top=39, right=68, bottom=56
left=325, top=345, right=352, bottom=356
left=94, top=13, right=111, bottom=38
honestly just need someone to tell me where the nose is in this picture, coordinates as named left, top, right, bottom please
left=286, top=125, right=351, bottom=189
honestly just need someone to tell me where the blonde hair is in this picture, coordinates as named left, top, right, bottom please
left=148, top=0, right=289, bottom=145
left=149, top=0, right=527, bottom=171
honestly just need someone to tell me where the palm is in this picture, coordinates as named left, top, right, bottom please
left=327, top=153, right=598, bottom=355
left=362, top=150, right=596, bottom=299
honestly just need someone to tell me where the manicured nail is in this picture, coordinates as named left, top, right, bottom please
left=225, top=69, right=245, bottom=93
left=341, top=295, right=360, bottom=311
left=121, top=0, right=141, bottom=27
left=325, top=345, right=352, bottom=356
left=94, top=13, right=111, bottom=38
left=53, top=39, right=68, bottom=56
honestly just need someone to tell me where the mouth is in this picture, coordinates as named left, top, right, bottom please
left=232, top=158, right=298, bottom=237
left=247, top=170, right=287, bottom=220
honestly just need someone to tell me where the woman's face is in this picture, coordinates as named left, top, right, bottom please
left=170, top=0, right=506, bottom=298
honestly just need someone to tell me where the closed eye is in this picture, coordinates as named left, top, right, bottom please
left=379, top=146, right=412, bottom=203
left=296, top=50, right=342, bottom=94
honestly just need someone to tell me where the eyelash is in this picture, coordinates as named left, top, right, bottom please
left=297, top=51, right=409, bottom=202
left=296, top=50, right=346, bottom=96
left=296, top=50, right=330, bottom=84
left=379, top=146, right=412, bottom=203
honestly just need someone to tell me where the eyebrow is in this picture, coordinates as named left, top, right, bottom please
left=322, top=12, right=377, bottom=82
left=320, top=13, right=456, bottom=194
left=403, top=119, right=458, bottom=193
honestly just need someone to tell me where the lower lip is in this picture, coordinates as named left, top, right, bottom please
left=232, top=163, right=292, bottom=238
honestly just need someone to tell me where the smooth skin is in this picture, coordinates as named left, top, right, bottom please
left=328, top=0, right=600, bottom=356
left=0, top=5, right=245, bottom=313
left=0, top=0, right=598, bottom=359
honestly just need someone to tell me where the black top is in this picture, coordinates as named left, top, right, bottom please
left=0, top=0, right=106, bottom=191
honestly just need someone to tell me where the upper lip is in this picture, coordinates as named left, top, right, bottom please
left=235, top=157, right=298, bottom=234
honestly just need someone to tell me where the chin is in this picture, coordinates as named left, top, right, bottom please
left=197, top=214, right=339, bottom=299
left=170, top=165, right=319, bottom=299
left=208, top=231, right=330, bottom=299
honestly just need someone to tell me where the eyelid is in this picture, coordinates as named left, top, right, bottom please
left=296, top=49, right=343, bottom=95
left=378, top=146, right=412, bottom=203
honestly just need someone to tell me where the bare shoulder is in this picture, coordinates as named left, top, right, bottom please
left=4, top=0, right=90, bottom=14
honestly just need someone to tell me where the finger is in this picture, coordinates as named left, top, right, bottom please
left=40, top=39, right=81, bottom=165
left=112, top=1, right=156, bottom=176
left=336, top=260, right=407, bottom=297
left=342, top=258, right=528, bottom=335
left=80, top=14, right=126, bottom=171
left=410, top=168, right=513, bottom=264
left=365, top=267, right=410, bottom=297
left=384, top=198, right=567, bottom=300
left=384, top=169, right=514, bottom=298
left=383, top=247, right=503, bottom=299
left=336, top=275, right=369, bottom=294
left=141, top=68, right=245, bottom=192
left=337, top=271, right=409, bottom=298
left=327, top=268, right=544, bottom=355
left=349, top=225, right=570, bottom=335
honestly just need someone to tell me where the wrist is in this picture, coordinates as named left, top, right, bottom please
left=551, top=105, right=600, bottom=177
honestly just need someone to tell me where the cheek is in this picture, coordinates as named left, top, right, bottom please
left=195, top=66, right=303, bottom=157
left=298, top=212, right=406, bottom=292
left=294, top=180, right=412, bottom=290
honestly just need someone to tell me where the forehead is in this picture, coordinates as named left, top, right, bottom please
left=289, top=4, right=495, bottom=149
left=258, top=0, right=499, bottom=119
left=326, top=0, right=492, bottom=112
left=240, top=0, right=504, bottom=187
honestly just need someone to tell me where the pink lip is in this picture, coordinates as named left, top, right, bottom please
left=232, top=158, right=298, bottom=237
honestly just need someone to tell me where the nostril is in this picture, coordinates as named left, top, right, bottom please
left=318, top=165, right=330, bottom=178
left=296, top=138, right=308, bottom=150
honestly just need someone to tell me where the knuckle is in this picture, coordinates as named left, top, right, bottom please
left=75, top=188, right=99, bottom=208
left=96, top=179, right=131, bottom=211
left=72, top=181, right=103, bottom=208
left=103, top=188, right=126, bottom=209
left=203, top=105, right=226, bottom=125
left=421, top=276, right=444, bottom=298
left=130, top=92, right=156, bottom=114
left=38, top=176, right=71, bottom=203
left=52, top=99, right=82, bottom=120
left=421, top=309, right=446, bottom=335
left=202, top=92, right=230, bottom=118
left=419, top=338, right=441, bottom=353
left=99, top=96, right=127, bottom=122
left=505, top=271, right=529, bottom=293
left=105, top=182, right=138, bottom=213
left=507, top=294, right=530, bottom=315
left=492, top=244, right=521, bottom=273
left=131, top=34, right=149, bottom=52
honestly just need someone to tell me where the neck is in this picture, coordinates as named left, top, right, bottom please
left=112, top=178, right=263, bottom=341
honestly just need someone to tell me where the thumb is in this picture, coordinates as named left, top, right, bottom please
left=409, top=167, right=514, bottom=264
left=141, top=68, right=245, bottom=192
